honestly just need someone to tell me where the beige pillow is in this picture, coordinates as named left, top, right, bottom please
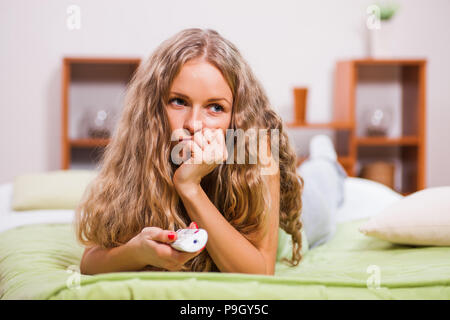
left=12, top=170, right=98, bottom=211
left=359, top=187, right=450, bottom=246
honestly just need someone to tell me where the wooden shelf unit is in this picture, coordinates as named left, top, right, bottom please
left=286, top=121, right=354, bottom=130
left=356, top=136, right=419, bottom=146
left=333, top=58, right=426, bottom=193
left=290, top=59, right=426, bottom=194
left=61, top=57, right=141, bottom=169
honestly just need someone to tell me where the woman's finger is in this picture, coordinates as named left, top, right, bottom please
left=200, top=129, right=219, bottom=164
left=218, top=130, right=227, bottom=160
left=210, top=129, right=226, bottom=163
left=178, top=140, right=192, bottom=162
left=172, top=246, right=206, bottom=264
left=184, top=140, right=203, bottom=164
left=141, top=227, right=177, bottom=243
left=203, top=128, right=214, bottom=144
left=188, top=222, right=199, bottom=229
left=193, top=131, right=208, bottom=150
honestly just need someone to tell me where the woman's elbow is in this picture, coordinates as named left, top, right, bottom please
left=264, top=265, right=275, bottom=276
left=79, top=247, right=96, bottom=275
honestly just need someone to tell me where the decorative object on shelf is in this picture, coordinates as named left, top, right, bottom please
left=360, top=161, right=395, bottom=189
left=293, top=87, right=308, bottom=124
left=85, top=107, right=116, bottom=139
left=367, top=1, right=400, bottom=57
left=363, top=105, right=393, bottom=137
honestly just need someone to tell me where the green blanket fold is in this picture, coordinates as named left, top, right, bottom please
left=1, top=219, right=449, bottom=300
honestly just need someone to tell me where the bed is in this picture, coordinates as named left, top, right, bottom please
left=1, top=178, right=450, bottom=300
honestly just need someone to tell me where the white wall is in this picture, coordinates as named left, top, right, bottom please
left=0, top=0, right=449, bottom=186
left=385, top=0, right=450, bottom=187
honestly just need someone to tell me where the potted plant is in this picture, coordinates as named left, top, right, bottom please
left=367, top=1, right=400, bottom=57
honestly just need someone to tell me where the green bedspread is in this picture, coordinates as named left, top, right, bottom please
left=1, top=218, right=449, bottom=299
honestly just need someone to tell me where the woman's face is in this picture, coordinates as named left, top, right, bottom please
left=165, top=58, right=233, bottom=142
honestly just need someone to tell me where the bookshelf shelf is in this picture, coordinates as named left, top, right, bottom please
left=69, top=138, right=111, bottom=148
left=61, top=56, right=141, bottom=169
left=286, top=122, right=354, bottom=130
left=356, top=136, right=419, bottom=146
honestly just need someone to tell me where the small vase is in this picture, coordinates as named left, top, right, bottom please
left=293, top=87, right=308, bottom=124
left=369, top=20, right=395, bottom=58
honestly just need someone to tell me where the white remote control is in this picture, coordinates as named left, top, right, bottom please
left=170, top=228, right=208, bottom=253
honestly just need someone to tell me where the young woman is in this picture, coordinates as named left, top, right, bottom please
left=75, top=28, right=303, bottom=275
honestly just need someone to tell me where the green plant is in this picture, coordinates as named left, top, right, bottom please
left=377, top=1, right=399, bottom=20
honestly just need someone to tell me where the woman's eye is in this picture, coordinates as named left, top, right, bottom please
left=209, top=104, right=224, bottom=113
left=170, top=98, right=185, bottom=106
left=169, top=98, right=223, bottom=112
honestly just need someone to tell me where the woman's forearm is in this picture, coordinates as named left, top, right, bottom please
left=175, top=183, right=272, bottom=275
left=80, top=242, right=145, bottom=275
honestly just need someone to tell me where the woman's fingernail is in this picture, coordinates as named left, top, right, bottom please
left=168, top=232, right=176, bottom=240
left=192, top=222, right=198, bottom=229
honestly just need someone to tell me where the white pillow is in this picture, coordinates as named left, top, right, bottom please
left=336, top=177, right=403, bottom=223
left=359, top=187, right=450, bottom=246
left=0, top=183, right=74, bottom=234
left=11, top=170, right=97, bottom=211
left=0, top=183, right=13, bottom=215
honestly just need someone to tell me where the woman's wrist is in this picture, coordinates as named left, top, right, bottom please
left=174, top=181, right=202, bottom=198
left=81, top=241, right=146, bottom=275
left=122, top=238, right=147, bottom=270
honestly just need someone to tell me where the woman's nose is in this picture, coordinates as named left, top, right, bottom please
left=184, top=107, right=204, bottom=135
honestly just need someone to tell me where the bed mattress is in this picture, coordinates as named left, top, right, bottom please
left=1, top=218, right=449, bottom=299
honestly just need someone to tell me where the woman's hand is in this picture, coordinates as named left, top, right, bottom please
left=127, top=222, right=202, bottom=271
left=173, top=128, right=228, bottom=189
